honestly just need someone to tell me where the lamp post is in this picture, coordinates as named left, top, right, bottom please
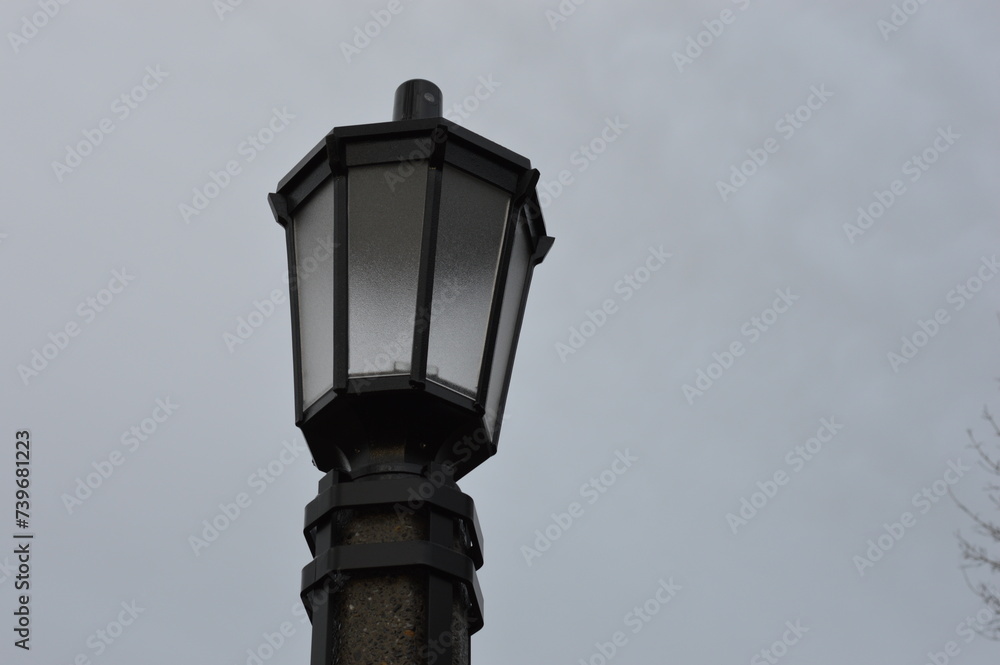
left=268, top=80, right=553, bottom=665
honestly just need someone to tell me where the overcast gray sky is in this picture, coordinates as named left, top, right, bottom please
left=3, top=1, right=1000, bottom=664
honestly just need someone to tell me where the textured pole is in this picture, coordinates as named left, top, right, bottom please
left=301, top=465, right=483, bottom=665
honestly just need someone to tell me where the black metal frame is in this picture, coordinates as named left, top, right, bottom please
left=300, top=468, right=484, bottom=664
left=269, top=111, right=553, bottom=481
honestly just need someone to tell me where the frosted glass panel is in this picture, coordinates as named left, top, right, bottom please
left=293, top=181, right=336, bottom=410
left=484, top=217, right=531, bottom=436
left=348, top=162, right=428, bottom=376
left=427, top=166, right=511, bottom=397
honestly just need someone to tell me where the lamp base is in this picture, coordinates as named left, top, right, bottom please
left=301, top=466, right=483, bottom=665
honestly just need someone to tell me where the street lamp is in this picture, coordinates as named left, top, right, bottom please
left=269, top=79, right=552, bottom=665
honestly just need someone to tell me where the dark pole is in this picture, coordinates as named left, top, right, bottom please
left=302, top=466, right=481, bottom=665
left=301, top=81, right=483, bottom=665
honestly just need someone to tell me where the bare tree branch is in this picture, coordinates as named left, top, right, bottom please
left=953, top=373, right=1000, bottom=640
